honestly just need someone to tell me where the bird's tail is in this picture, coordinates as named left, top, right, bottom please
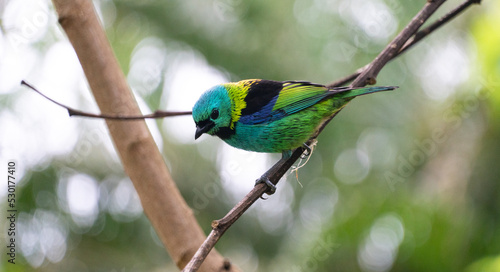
left=333, top=86, right=398, bottom=99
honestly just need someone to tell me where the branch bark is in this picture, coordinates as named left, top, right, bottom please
left=183, top=0, right=480, bottom=270
left=50, top=1, right=237, bottom=271
left=350, top=0, right=446, bottom=87
left=328, top=0, right=481, bottom=88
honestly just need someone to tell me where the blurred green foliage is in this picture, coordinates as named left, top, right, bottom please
left=1, top=0, right=499, bottom=271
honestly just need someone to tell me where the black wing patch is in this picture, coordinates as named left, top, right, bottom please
left=241, top=80, right=283, bottom=116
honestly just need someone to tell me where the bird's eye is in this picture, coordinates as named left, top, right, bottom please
left=210, top=109, right=219, bottom=119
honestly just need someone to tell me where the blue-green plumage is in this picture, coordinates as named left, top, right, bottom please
left=193, top=79, right=396, bottom=154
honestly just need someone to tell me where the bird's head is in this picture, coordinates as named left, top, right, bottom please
left=192, top=85, right=232, bottom=139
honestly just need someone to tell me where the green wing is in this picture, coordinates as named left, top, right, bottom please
left=273, top=81, right=334, bottom=115
left=274, top=82, right=396, bottom=115
left=237, top=80, right=396, bottom=125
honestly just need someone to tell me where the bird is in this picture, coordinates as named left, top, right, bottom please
left=192, top=79, right=396, bottom=191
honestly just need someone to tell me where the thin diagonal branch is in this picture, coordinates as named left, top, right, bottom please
left=350, top=0, right=446, bottom=87
left=183, top=151, right=303, bottom=272
left=399, top=0, right=481, bottom=56
left=327, top=0, right=481, bottom=88
left=183, top=0, right=480, bottom=271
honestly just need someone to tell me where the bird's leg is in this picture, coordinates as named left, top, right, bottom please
left=300, top=139, right=318, bottom=159
left=300, top=143, right=312, bottom=159
left=255, top=152, right=291, bottom=196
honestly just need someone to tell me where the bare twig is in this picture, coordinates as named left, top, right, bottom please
left=315, top=0, right=448, bottom=139
left=183, top=0, right=480, bottom=270
left=350, top=0, right=446, bottom=86
left=21, top=80, right=192, bottom=119
left=398, top=0, right=481, bottom=56
left=50, top=1, right=237, bottom=271
left=327, top=0, right=481, bottom=88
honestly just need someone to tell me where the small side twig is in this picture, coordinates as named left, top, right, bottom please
left=21, top=80, right=192, bottom=119
left=182, top=0, right=480, bottom=271
left=350, top=0, right=445, bottom=87
left=327, top=0, right=481, bottom=88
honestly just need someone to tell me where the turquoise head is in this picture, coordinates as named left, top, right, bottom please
left=192, top=85, right=233, bottom=139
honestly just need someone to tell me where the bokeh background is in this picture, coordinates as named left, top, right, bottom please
left=1, top=0, right=500, bottom=271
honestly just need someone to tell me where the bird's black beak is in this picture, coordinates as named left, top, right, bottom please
left=195, top=121, right=215, bottom=140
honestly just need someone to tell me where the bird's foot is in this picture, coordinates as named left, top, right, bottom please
left=255, top=177, right=276, bottom=197
left=300, top=143, right=312, bottom=159
left=300, top=140, right=318, bottom=159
